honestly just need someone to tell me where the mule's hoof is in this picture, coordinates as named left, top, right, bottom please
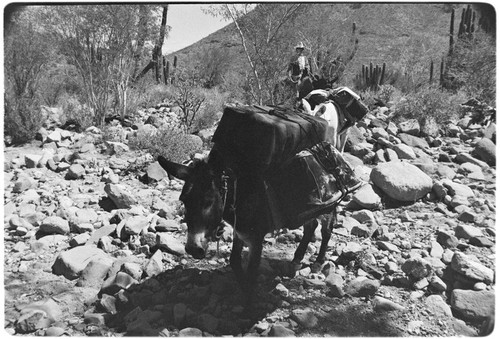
left=310, top=262, right=323, bottom=274
left=289, top=261, right=303, bottom=275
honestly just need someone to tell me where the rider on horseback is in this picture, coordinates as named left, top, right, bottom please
left=287, top=42, right=310, bottom=101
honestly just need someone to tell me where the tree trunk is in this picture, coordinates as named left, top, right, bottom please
left=133, top=5, right=169, bottom=83
left=155, top=5, right=169, bottom=83
left=132, top=5, right=149, bottom=79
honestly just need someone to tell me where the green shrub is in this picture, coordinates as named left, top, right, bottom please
left=392, top=85, right=465, bottom=126
left=445, top=31, right=496, bottom=106
left=129, top=126, right=203, bottom=163
left=4, top=96, right=44, bottom=144
left=60, top=95, right=94, bottom=130
left=189, top=87, right=229, bottom=132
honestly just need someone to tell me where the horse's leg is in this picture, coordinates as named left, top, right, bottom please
left=338, top=132, right=348, bottom=153
left=292, top=219, right=318, bottom=269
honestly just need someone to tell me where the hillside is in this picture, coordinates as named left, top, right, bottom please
left=167, top=3, right=458, bottom=86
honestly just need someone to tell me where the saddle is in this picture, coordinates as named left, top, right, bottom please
left=266, top=141, right=361, bottom=228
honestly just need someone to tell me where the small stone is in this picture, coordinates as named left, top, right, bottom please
left=376, top=241, right=401, bottom=253
left=469, top=236, right=494, bottom=248
left=52, top=246, right=108, bottom=280
left=178, top=328, right=203, bottom=337
left=44, top=326, right=66, bottom=336
left=25, top=154, right=43, bottom=168
left=77, top=257, right=114, bottom=288
left=268, top=324, right=295, bottom=337
left=65, top=164, right=85, bottom=180
left=156, top=233, right=185, bottom=256
left=121, top=262, right=143, bottom=281
left=436, top=231, right=459, bottom=248
left=100, top=294, right=117, bottom=314
left=291, top=308, right=318, bottom=329
left=144, top=250, right=164, bottom=277
left=69, top=233, right=91, bottom=247
left=450, top=252, right=494, bottom=284
left=372, top=296, right=405, bottom=312
left=455, top=224, right=483, bottom=239
left=429, top=275, right=447, bottom=292
left=352, top=184, right=382, bottom=209
left=40, top=216, right=70, bottom=235
left=401, top=257, right=432, bottom=279
left=100, top=272, right=137, bottom=295
left=413, top=277, right=429, bottom=290
left=273, top=283, right=289, bottom=297
left=104, top=183, right=138, bottom=209
left=345, top=277, right=380, bottom=297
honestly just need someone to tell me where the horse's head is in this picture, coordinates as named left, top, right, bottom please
left=158, top=153, right=226, bottom=259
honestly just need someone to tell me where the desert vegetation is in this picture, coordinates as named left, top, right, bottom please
left=4, top=3, right=495, bottom=159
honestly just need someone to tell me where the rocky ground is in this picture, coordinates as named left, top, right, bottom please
left=3, top=100, right=496, bottom=336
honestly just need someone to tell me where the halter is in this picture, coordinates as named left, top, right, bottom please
left=211, top=171, right=230, bottom=241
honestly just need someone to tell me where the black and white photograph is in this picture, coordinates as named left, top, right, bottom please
left=3, top=1, right=496, bottom=336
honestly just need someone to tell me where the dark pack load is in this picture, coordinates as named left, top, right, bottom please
left=266, top=141, right=361, bottom=228
left=329, top=87, right=369, bottom=121
left=212, top=105, right=328, bottom=176
left=303, top=87, right=369, bottom=121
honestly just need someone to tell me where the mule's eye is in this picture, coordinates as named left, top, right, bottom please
left=203, top=197, right=214, bottom=208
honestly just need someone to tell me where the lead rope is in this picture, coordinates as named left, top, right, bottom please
left=215, top=172, right=229, bottom=256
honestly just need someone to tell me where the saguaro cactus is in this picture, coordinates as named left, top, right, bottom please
left=356, top=62, right=386, bottom=91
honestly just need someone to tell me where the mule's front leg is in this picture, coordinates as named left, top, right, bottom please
left=244, top=240, right=263, bottom=304
left=230, top=233, right=244, bottom=281
left=311, top=213, right=334, bottom=271
left=292, top=219, right=318, bottom=269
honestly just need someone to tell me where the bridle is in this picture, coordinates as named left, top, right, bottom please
left=210, top=171, right=230, bottom=242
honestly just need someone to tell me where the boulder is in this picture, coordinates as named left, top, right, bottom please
left=451, top=289, right=495, bottom=322
left=105, top=141, right=130, bottom=155
left=398, top=133, right=429, bottom=149
left=104, top=184, right=138, bottom=209
left=40, top=216, right=70, bottom=235
left=398, top=119, right=420, bottom=136
left=352, top=184, right=382, bottom=209
left=65, top=164, right=86, bottom=180
left=472, top=138, right=495, bottom=166
left=52, top=245, right=108, bottom=280
left=450, top=252, right=494, bottom=284
left=370, top=161, right=433, bottom=202
left=392, top=144, right=416, bottom=160
left=146, top=162, right=168, bottom=182
left=25, top=154, right=43, bottom=168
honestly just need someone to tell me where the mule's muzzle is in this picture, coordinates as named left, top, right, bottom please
left=185, top=244, right=206, bottom=259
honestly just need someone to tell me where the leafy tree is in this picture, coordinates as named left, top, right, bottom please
left=295, top=4, right=359, bottom=85
left=4, top=8, right=51, bottom=99
left=205, top=4, right=301, bottom=105
left=37, top=5, right=161, bottom=126
left=4, top=6, right=52, bottom=143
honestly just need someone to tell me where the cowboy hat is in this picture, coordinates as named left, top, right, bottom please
left=295, top=42, right=305, bottom=49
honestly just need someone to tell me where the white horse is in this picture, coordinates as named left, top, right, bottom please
left=301, top=88, right=361, bottom=153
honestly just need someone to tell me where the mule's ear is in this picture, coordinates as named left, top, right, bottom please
left=158, top=156, right=192, bottom=181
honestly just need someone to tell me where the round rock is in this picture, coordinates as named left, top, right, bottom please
left=370, top=161, right=432, bottom=202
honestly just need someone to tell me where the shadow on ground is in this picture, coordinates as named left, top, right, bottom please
left=104, top=262, right=283, bottom=336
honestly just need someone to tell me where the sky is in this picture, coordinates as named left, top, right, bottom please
left=163, top=4, right=230, bottom=54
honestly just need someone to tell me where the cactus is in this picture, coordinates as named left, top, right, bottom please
left=163, top=57, right=169, bottom=85
left=355, top=62, right=386, bottom=91
left=171, top=55, right=178, bottom=85
left=439, top=57, right=444, bottom=86
left=429, top=60, right=434, bottom=84
left=448, top=8, right=455, bottom=55
left=458, top=5, right=475, bottom=39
